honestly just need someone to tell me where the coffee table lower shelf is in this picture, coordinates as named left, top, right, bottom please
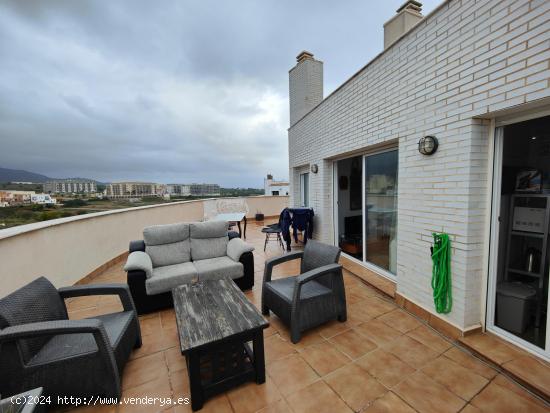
left=184, top=329, right=265, bottom=411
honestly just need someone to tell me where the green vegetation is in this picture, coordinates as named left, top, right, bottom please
left=0, top=182, right=43, bottom=192
left=0, top=187, right=267, bottom=229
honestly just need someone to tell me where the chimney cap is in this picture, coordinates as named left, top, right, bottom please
left=296, top=51, right=314, bottom=63
left=396, top=0, right=422, bottom=13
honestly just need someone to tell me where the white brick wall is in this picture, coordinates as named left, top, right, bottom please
left=288, top=0, right=550, bottom=330
left=289, top=57, right=324, bottom=127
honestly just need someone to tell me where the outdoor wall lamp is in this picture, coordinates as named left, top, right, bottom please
left=418, top=135, right=438, bottom=155
left=311, top=164, right=319, bottom=173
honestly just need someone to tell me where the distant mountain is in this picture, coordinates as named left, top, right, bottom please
left=0, top=167, right=102, bottom=184
left=0, top=167, right=53, bottom=183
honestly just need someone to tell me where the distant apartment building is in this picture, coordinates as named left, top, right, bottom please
left=264, top=174, right=289, bottom=196
left=44, top=179, right=97, bottom=194
left=104, top=182, right=165, bottom=198
left=167, top=183, right=221, bottom=197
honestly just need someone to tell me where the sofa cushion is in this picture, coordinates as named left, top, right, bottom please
left=145, top=262, right=198, bottom=295
left=194, top=256, right=244, bottom=281
left=190, top=221, right=229, bottom=260
left=143, top=223, right=191, bottom=267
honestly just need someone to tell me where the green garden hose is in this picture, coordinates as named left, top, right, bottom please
left=431, top=233, right=452, bottom=314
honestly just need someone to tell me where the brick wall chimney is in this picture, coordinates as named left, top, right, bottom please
left=289, top=51, right=323, bottom=127
left=384, top=1, right=423, bottom=49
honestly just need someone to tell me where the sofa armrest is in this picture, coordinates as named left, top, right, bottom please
left=227, top=237, right=254, bottom=262
left=124, top=251, right=153, bottom=278
left=129, top=240, right=145, bottom=253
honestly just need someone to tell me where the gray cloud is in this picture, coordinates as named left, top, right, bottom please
left=0, top=0, right=441, bottom=186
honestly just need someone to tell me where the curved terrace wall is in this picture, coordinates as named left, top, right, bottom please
left=0, top=196, right=288, bottom=296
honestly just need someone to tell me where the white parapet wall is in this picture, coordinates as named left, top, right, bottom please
left=0, top=196, right=288, bottom=296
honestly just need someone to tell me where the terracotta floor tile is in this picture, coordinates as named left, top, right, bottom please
left=226, top=376, right=282, bottom=413
left=362, top=391, right=416, bottom=413
left=421, top=357, right=489, bottom=401
left=470, top=380, right=548, bottom=413
left=393, top=371, right=466, bottom=413
left=130, top=327, right=179, bottom=360
left=300, top=341, right=351, bottom=376
left=359, top=296, right=397, bottom=318
left=264, top=333, right=296, bottom=363
left=460, top=404, right=482, bottom=413
left=185, top=394, right=233, bottom=413
left=459, top=333, right=526, bottom=365
left=347, top=302, right=376, bottom=323
left=355, top=348, right=416, bottom=388
left=164, top=347, right=186, bottom=374
left=384, top=335, right=439, bottom=369
left=353, top=319, right=402, bottom=347
left=256, top=398, right=293, bottom=413
left=442, top=347, right=497, bottom=380
left=377, top=309, right=422, bottom=333
left=267, top=353, right=319, bottom=396
left=279, top=329, right=325, bottom=352
left=316, top=320, right=354, bottom=339
left=329, top=329, right=377, bottom=359
left=119, top=376, right=173, bottom=413
left=502, top=355, right=550, bottom=398
left=406, top=325, right=452, bottom=354
left=169, top=368, right=190, bottom=399
left=122, top=351, right=168, bottom=390
left=491, top=374, right=549, bottom=409
left=324, top=363, right=387, bottom=412
left=159, top=309, right=177, bottom=329
left=139, top=314, right=163, bottom=336
left=285, top=380, right=353, bottom=413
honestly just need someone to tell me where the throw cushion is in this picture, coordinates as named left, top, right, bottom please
left=143, top=222, right=191, bottom=267
left=146, top=262, right=198, bottom=295
left=190, top=221, right=229, bottom=260
left=194, top=256, right=244, bottom=281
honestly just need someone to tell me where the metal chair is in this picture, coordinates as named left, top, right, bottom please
left=261, top=223, right=285, bottom=251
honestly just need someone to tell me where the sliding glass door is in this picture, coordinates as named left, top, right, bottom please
left=364, top=151, right=398, bottom=274
left=335, top=149, right=398, bottom=276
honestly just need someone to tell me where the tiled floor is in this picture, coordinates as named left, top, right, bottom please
left=65, top=220, right=549, bottom=413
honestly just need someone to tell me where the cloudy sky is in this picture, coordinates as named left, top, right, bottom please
left=0, top=0, right=441, bottom=187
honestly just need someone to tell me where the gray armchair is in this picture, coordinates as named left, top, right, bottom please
left=261, top=240, right=347, bottom=343
left=0, top=277, right=142, bottom=401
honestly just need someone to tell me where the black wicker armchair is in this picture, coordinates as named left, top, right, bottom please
left=0, top=277, right=142, bottom=401
left=261, top=240, right=347, bottom=343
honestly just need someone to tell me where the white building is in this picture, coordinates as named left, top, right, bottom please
left=264, top=174, right=290, bottom=196
left=30, top=194, right=57, bottom=205
left=167, top=183, right=221, bottom=197
left=104, top=182, right=165, bottom=198
left=288, top=0, right=550, bottom=359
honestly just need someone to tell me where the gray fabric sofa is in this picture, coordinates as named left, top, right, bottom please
left=124, top=221, right=255, bottom=314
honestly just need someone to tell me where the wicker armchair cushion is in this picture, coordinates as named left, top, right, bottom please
left=190, top=221, right=229, bottom=261
left=264, top=277, right=332, bottom=301
left=0, top=277, right=68, bottom=363
left=144, top=223, right=191, bottom=267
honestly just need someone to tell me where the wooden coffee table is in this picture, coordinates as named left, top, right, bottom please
left=172, top=279, right=268, bottom=411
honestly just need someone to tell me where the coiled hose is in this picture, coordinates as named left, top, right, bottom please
left=431, top=233, right=452, bottom=314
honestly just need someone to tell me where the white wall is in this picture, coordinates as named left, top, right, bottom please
left=288, top=0, right=550, bottom=330
left=0, top=196, right=288, bottom=297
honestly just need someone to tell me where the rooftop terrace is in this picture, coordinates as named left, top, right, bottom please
left=62, top=218, right=549, bottom=413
